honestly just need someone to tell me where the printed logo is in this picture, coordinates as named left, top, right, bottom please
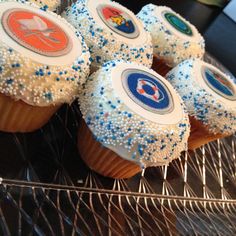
left=202, top=67, right=236, bottom=101
left=2, top=9, right=72, bottom=56
left=97, top=4, right=139, bottom=39
left=164, top=12, right=193, bottom=36
left=122, top=69, right=174, bottom=114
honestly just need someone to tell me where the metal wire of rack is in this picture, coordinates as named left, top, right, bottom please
left=0, top=1, right=235, bottom=235
left=0, top=127, right=235, bottom=235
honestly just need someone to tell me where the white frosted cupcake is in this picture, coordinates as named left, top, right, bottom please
left=78, top=60, right=190, bottom=179
left=137, top=4, right=205, bottom=75
left=166, top=59, right=236, bottom=150
left=0, top=1, right=90, bottom=132
left=4, top=0, right=60, bottom=11
left=63, top=0, right=153, bottom=70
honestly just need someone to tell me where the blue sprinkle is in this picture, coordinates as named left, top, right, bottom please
left=6, top=79, right=13, bottom=84
left=102, top=39, right=108, bottom=46
left=96, top=56, right=101, bottom=63
left=127, top=138, right=132, bottom=146
left=138, top=144, right=144, bottom=156
left=44, top=92, right=52, bottom=100
left=160, top=145, right=166, bottom=150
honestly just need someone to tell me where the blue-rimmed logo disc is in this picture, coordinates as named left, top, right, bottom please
left=164, top=12, right=193, bottom=36
left=97, top=4, right=140, bottom=39
left=202, top=67, right=236, bottom=101
left=122, top=69, right=174, bottom=114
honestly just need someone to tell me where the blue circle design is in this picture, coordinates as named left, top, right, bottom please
left=122, top=70, right=174, bottom=114
left=164, top=12, right=193, bottom=36
left=172, top=17, right=188, bottom=31
left=115, top=20, right=135, bottom=34
left=204, top=68, right=236, bottom=100
left=143, top=84, right=155, bottom=95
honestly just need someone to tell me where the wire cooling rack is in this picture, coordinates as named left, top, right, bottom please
left=0, top=52, right=235, bottom=235
left=0, top=2, right=235, bottom=236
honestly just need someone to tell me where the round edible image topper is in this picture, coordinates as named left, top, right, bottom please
left=97, top=4, right=140, bottom=39
left=163, top=11, right=193, bottom=36
left=0, top=1, right=82, bottom=66
left=202, top=66, right=236, bottom=101
left=2, top=8, right=72, bottom=57
left=111, top=63, right=184, bottom=125
left=122, top=69, right=174, bottom=114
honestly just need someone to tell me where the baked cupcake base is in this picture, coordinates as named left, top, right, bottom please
left=77, top=120, right=141, bottom=179
left=151, top=55, right=172, bottom=76
left=165, top=59, right=236, bottom=150
left=188, top=116, right=228, bottom=150
left=0, top=93, right=59, bottom=133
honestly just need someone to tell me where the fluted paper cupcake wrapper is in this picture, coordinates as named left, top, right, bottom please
left=188, top=116, right=229, bottom=150
left=0, top=93, right=59, bottom=133
left=151, top=55, right=172, bottom=76
left=151, top=58, right=229, bottom=150
left=77, top=121, right=141, bottom=179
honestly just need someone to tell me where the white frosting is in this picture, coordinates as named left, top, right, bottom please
left=8, top=0, right=60, bottom=11
left=111, top=63, right=183, bottom=124
left=166, top=59, right=236, bottom=134
left=137, top=4, right=205, bottom=67
left=63, top=0, right=153, bottom=69
left=79, top=60, right=190, bottom=167
left=0, top=1, right=90, bottom=106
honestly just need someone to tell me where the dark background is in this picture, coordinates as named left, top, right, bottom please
left=0, top=1, right=235, bottom=234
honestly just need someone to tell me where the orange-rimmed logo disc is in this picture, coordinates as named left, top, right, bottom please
left=2, top=9, right=72, bottom=57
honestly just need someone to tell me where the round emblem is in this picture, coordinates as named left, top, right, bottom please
left=2, top=9, right=72, bottom=57
left=97, top=4, right=140, bottom=39
left=202, top=67, right=236, bottom=101
left=122, top=69, right=174, bottom=114
left=164, top=12, right=193, bottom=36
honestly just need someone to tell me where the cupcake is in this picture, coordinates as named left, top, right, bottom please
left=5, top=0, right=60, bottom=11
left=78, top=60, right=190, bottom=179
left=0, top=1, right=90, bottom=132
left=137, top=4, right=205, bottom=76
left=63, top=0, right=153, bottom=71
left=166, top=59, right=236, bottom=150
